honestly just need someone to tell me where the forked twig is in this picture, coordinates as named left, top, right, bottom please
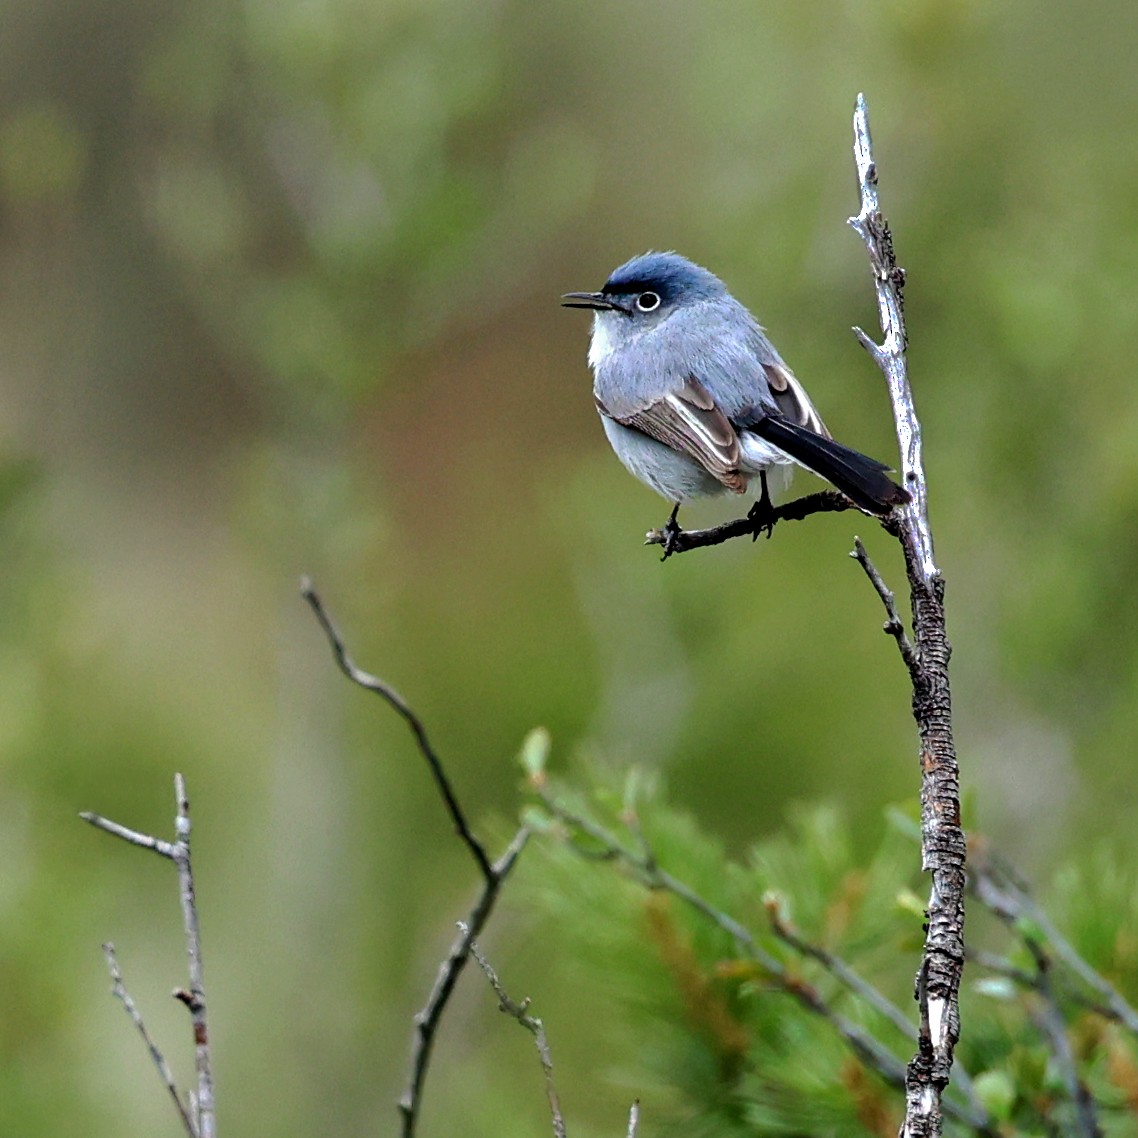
left=464, top=926, right=567, bottom=1138
left=82, top=774, right=215, bottom=1138
left=302, top=579, right=529, bottom=1138
left=101, top=942, right=197, bottom=1137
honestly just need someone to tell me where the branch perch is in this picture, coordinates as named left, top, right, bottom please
left=644, top=489, right=854, bottom=554
left=847, top=92, right=966, bottom=1138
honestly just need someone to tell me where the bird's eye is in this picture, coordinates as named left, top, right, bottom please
left=636, top=291, right=661, bottom=312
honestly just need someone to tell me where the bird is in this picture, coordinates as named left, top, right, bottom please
left=561, top=251, right=908, bottom=551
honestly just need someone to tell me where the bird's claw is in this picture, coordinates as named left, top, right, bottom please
left=748, top=502, right=775, bottom=540
left=660, top=514, right=683, bottom=560
left=748, top=475, right=777, bottom=540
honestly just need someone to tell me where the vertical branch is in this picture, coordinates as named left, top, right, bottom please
left=171, top=774, right=215, bottom=1138
left=82, top=774, right=215, bottom=1138
left=848, top=93, right=966, bottom=1138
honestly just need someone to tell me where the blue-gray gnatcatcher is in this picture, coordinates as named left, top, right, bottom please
left=562, top=252, right=908, bottom=545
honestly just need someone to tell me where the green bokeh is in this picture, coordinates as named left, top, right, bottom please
left=2, top=1, right=1137, bottom=1133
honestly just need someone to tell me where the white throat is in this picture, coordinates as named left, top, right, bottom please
left=587, top=313, right=619, bottom=372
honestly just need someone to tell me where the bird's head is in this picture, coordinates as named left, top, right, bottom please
left=561, top=251, right=726, bottom=326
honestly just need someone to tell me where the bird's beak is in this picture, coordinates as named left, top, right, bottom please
left=561, top=291, right=615, bottom=310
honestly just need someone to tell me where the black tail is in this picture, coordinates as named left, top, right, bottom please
left=749, top=415, right=909, bottom=515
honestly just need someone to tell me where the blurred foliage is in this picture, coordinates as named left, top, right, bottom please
left=4, top=0, right=1138, bottom=1134
left=527, top=770, right=1138, bottom=1136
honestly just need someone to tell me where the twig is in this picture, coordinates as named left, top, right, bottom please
left=626, top=1100, right=640, bottom=1138
left=764, top=892, right=984, bottom=1121
left=968, top=949, right=1039, bottom=992
left=1023, top=941, right=1103, bottom=1138
left=968, top=858, right=1116, bottom=1134
left=970, top=948, right=1132, bottom=1027
left=399, top=829, right=528, bottom=1136
left=850, top=538, right=918, bottom=672
left=82, top=774, right=215, bottom=1138
left=765, top=894, right=915, bottom=1042
left=970, top=854, right=1138, bottom=1036
left=848, top=93, right=966, bottom=1138
left=541, top=789, right=779, bottom=972
left=644, top=490, right=853, bottom=555
left=78, top=815, right=175, bottom=858
left=101, top=942, right=197, bottom=1138
left=463, top=926, right=567, bottom=1138
left=300, top=578, right=529, bottom=1138
left=301, top=577, right=493, bottom=881
left=540, top=789, right=994, bottom=1135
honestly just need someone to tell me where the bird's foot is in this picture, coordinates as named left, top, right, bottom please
left=748, top=474, right=777, bottom=540
left=659, top=504, right=683, bottom=560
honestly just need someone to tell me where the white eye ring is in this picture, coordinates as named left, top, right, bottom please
left=636, top=291, right=661, bottom=312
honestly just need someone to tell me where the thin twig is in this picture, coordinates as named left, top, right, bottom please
left=970, top=855, right=1138, bottom=1036
left=850, top=537, right=918, bottom=672
left=968, top=859, right=1114, bottom=1134
left=764, top=893, right=985, bottom=1121
left=301, top=577, right=494, bottom=881
left=101, top=943, right=197, bottom=1138
left=1023, top=941, right=1102, bottom=1138
left=626, top=1100, right=640, bottom=1138
left=301, top=578, right=530, bottom=1138
left=540, top=789, right=779, bottom=972
left=83, top=775, right=215, bottom=1138
left=644, top=489, right=853, bottom=555
left=766, top=894, right=915, bottom=1041
left=170, top=775, right=215, bottom=1138
left=968, top=949, right=1039, bottom=992
left=540, top=789, right=995, bottom=1135
left=1011, top=873, right=1138, bottom=1036
left=79, top=813, right=175, bottom=859
left=399, top=829, right=529, bottom=1136
left=848, top=92, right=966, bottom=1138
left=463, top=926, right=567, bottom=1138
left=970, top=949, right=1130, bottom=1026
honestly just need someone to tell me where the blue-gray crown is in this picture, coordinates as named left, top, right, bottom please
left=602, top=252, right=727, bottom=305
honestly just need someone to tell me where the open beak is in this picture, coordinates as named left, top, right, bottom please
left=560, top=291, right=614, bottom=310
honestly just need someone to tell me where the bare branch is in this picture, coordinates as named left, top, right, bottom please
left=301, top=577, right=494, bottom=881
left=463, top=926, right=566, bottom=1138
left=101, top=942, right=197, bottom=1138
left=971, top=853, right=1138, bottom=1037
left=84, top=775, right=215, bottom=1138
left=847, top=102, right=934, bottom=586
left=399, top=829, right=529, bottom=1138
left=170, top=774, right=215, bottom=1138
left=626, top=1100, right=640, bottom=1138
left=1023, top=941, right=1102, bottom=1138
left=644, top=489, right=854, bottom=556
left=971, top=947, right=1136, bottom=1028
left=848, top=92, right=966, bottom=1138
left=850, top=537, right=918, bottom=672
left=301, top=578, right=530, bottom=1137
left=79, top=813, right=175, bottom=859
left=766, top=894, right=914, bottom=1041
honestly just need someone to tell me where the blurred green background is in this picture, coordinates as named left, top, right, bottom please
left=4, top=0, right=1138, bottom=1134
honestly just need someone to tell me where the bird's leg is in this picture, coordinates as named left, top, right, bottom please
left=747, top=471, right=777, bottom=540
left=660, top=502, right=683, bottom=560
